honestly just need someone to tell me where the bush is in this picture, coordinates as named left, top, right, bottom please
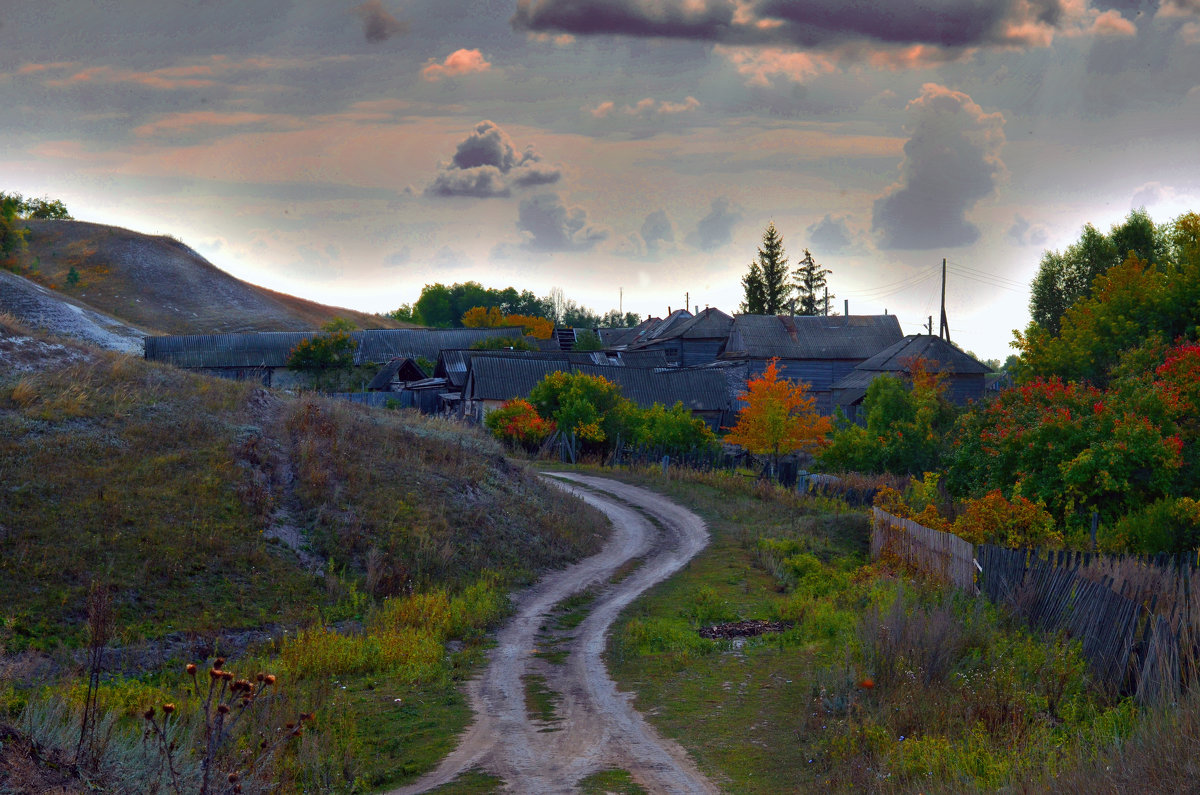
left=1101, top=497, right=1200, bottom=554
left=484, top=398, right=556, bottom=451
left=951, top=490, right=1062, bottom=549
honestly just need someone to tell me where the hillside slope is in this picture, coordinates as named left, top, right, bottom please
left=0, top=269, right=145, bottom=354
left=6, top=220, right=406, bottom=335
left=0, top=317, right=606, bottom=653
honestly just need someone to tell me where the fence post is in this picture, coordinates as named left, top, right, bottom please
left=661, top=455, right=670, bottom=476
left=1091, top=512, right=1099, bottom=551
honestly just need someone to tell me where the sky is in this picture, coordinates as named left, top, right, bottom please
left=2, top=1, right=1198, bottom=360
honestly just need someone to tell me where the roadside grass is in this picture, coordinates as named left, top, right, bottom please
left=424, top=767, right=505, bottom=793
left=580, top=463, right=1136, bottom=793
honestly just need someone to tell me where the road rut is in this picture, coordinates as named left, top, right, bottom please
left=389, top=473, right=719, bottom=794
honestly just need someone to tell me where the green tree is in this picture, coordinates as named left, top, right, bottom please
left=286, top=321, right=359, bottom=391
left=742, top=222, right=791, bottom=315
left=0, top=193, right=28, bottom=259
left=1028, top=209, right=1165, bottom=336
left=740, top=260, right=766, bottom=314
left=66, top=266, right=80, bottom=287
left=572, top=330, right=604, bottom=351
left=629, top=401, right=717, bottom=455
left=792, top=248, right=832, bottom=315
left=529, top=371, right=635, bottom=452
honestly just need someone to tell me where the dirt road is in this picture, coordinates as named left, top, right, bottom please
left=390, top=473, right=720, bottom=794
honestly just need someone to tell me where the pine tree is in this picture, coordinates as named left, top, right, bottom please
left=740, top=260, right=766, bottom=314
left=793, top=248, right=833, bottom=316
left=741, top=223, right=791, bottom=314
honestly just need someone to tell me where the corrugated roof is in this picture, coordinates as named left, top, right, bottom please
left=144, top=327, right=523, bottom=369
left=638, top=307, right=733, bottom=344
left=852, top=334, right=994, bottom=375
left=465, top=357, right=730, bottom=412
left=437, top=348, right=668, bottom=388
left=723, top=314, right=903, bottom=360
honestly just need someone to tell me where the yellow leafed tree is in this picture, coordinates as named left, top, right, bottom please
left=725, top=358, right=832, bottom=473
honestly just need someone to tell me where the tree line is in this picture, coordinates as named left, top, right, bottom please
left=388, top=282, right=640, bottom=329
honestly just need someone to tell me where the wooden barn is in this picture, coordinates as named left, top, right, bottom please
left=831, top=334, right=994, bottom=423
left=720, top=314, right=904, bottom=416
left=627, top=307, right=734, bottom=367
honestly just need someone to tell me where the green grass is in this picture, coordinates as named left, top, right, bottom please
left=424, top=768, right=506, bottom=794
left=578, top=768, right=648, bottom=794
left=522, top=673, right=562, bottom=730
left=585, top=464, right=1134, bottom=794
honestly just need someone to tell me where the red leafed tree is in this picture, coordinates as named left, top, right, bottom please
left=725, top=358, right=832, bottom=474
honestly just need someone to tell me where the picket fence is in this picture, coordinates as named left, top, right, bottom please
left=872, top=509, right=1195, bottom=703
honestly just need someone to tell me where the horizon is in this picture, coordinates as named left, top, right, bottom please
left=3, top=1, right=1198, bottom=360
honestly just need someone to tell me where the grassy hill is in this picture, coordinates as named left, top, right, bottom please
left=0, top=315, right=606, bottom=790
left=5, top=220, right=407, bottom=335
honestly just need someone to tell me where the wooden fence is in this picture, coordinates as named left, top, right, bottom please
left=873, top=509, right=1193, bottom=703
left=871, top=508, right=977, bottom=592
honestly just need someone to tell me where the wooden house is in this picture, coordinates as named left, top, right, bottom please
left=831, top=334, right=993, bottom=422
left=720, top=314, right=904, bottom=416
left=627, top=307, right=734, bottom=367
left=366, top=357, right=428, bottom=391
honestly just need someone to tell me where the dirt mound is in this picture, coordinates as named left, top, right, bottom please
left=698, top=619, right=792, bottom=639
left=8, top=220, right=409, bottom=335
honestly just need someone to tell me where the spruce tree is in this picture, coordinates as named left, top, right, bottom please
left=740, top=260, right=766, bottom=314
left=740, top=222, right=791, bottom=315
left=793, top=248, right=833, bottom=315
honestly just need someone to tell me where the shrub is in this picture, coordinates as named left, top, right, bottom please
left=484, top=398, right=556, bottom=451
left=951, top=490, right=1062, bottom=549
left=628, top=401, right=717, bottom=455
left=1101, top=497, right=1200, bottom=554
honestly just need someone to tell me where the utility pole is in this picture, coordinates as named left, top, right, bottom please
left=927, top=315, right=933, bottom=335
left=685, top=292, right=689, bottom=314
left=619, top=287, right=622, bottom=316
left=823, top=285, right=828, bottom=316
left=939, top=258, right=951, bottom=343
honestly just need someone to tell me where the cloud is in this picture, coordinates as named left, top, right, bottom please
left=587, top=96, right=701, bottom=116
left=517, top=193, right=608, bottom=251
left=806, top=213, right=853, bottom=253
left=716, top=46, right=837, bottom=85
left=132, top=111, right=300, bottom=137
left=353, top=0, right=407, bottom=43
left=1005, top=214, right=1049, bottom=246
left=512, top=0, right=1071, bottom=58
left=640, top=210, right=676, bottom=250
left=420, top=49, right=492, bottom=81
left=383, top=246, right=412, bottom=267
left=425, top=120, right=562, bottom=198
left=1090, top=9, right=1137, bottom=36
left=686, top=196, right=742, bottom=251
left=872, top=83, right=1006, bottom=250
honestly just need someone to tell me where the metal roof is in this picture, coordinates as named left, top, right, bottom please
left=852, top=334, right=994, bottom=375
left=637, top=307, right=733, bottom=344
left=723, top=314, right=903, bottom=360
left=437, top=348, right=670, bottom=388
left=367, top=357, right=427, bottom=390
left=465, top=357, right=730, bottom=412
left=144, top=327, right=523, bottom=369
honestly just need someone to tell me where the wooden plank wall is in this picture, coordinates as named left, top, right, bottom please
left=871, top=507, right=977, bottom=591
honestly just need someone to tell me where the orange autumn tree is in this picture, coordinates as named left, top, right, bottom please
left=461, top=306, right=554, bottom=339
left=725, top=358, right=833, bottom=475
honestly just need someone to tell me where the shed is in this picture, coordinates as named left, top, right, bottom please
left=367, top=357, right=428, bottom=391
left=831, top=334, right=993, bottom=422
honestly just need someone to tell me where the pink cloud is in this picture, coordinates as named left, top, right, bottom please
left=588, top=100, right=615, bottom=118
left=715, top=45, right=836, bottom=86
left=1090, top=9, right=1137, bottom=37
left=420, top=49, right=492, bottom=81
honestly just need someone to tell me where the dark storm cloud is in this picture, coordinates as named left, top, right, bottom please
left=686, top=197, right=742, bottom=251
left=513, top=0, right=1067, bottom=50
left=353, top=0, right=407, bottom=43
left=517, top=193, right=608, bottom=251
left=426, top=121, right=561, bottom=198
left=872, top=84, right=1006, bottom=250
left=640, top=209, right=676, bottom=251
left=806, top=213, right=853, bottom=253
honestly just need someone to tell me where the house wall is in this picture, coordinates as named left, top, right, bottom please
left=944, top=374, right=987, bottom=405
left=747, top=357, right=864, bottom=416
left=679, top=339, right=726, bottom=368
